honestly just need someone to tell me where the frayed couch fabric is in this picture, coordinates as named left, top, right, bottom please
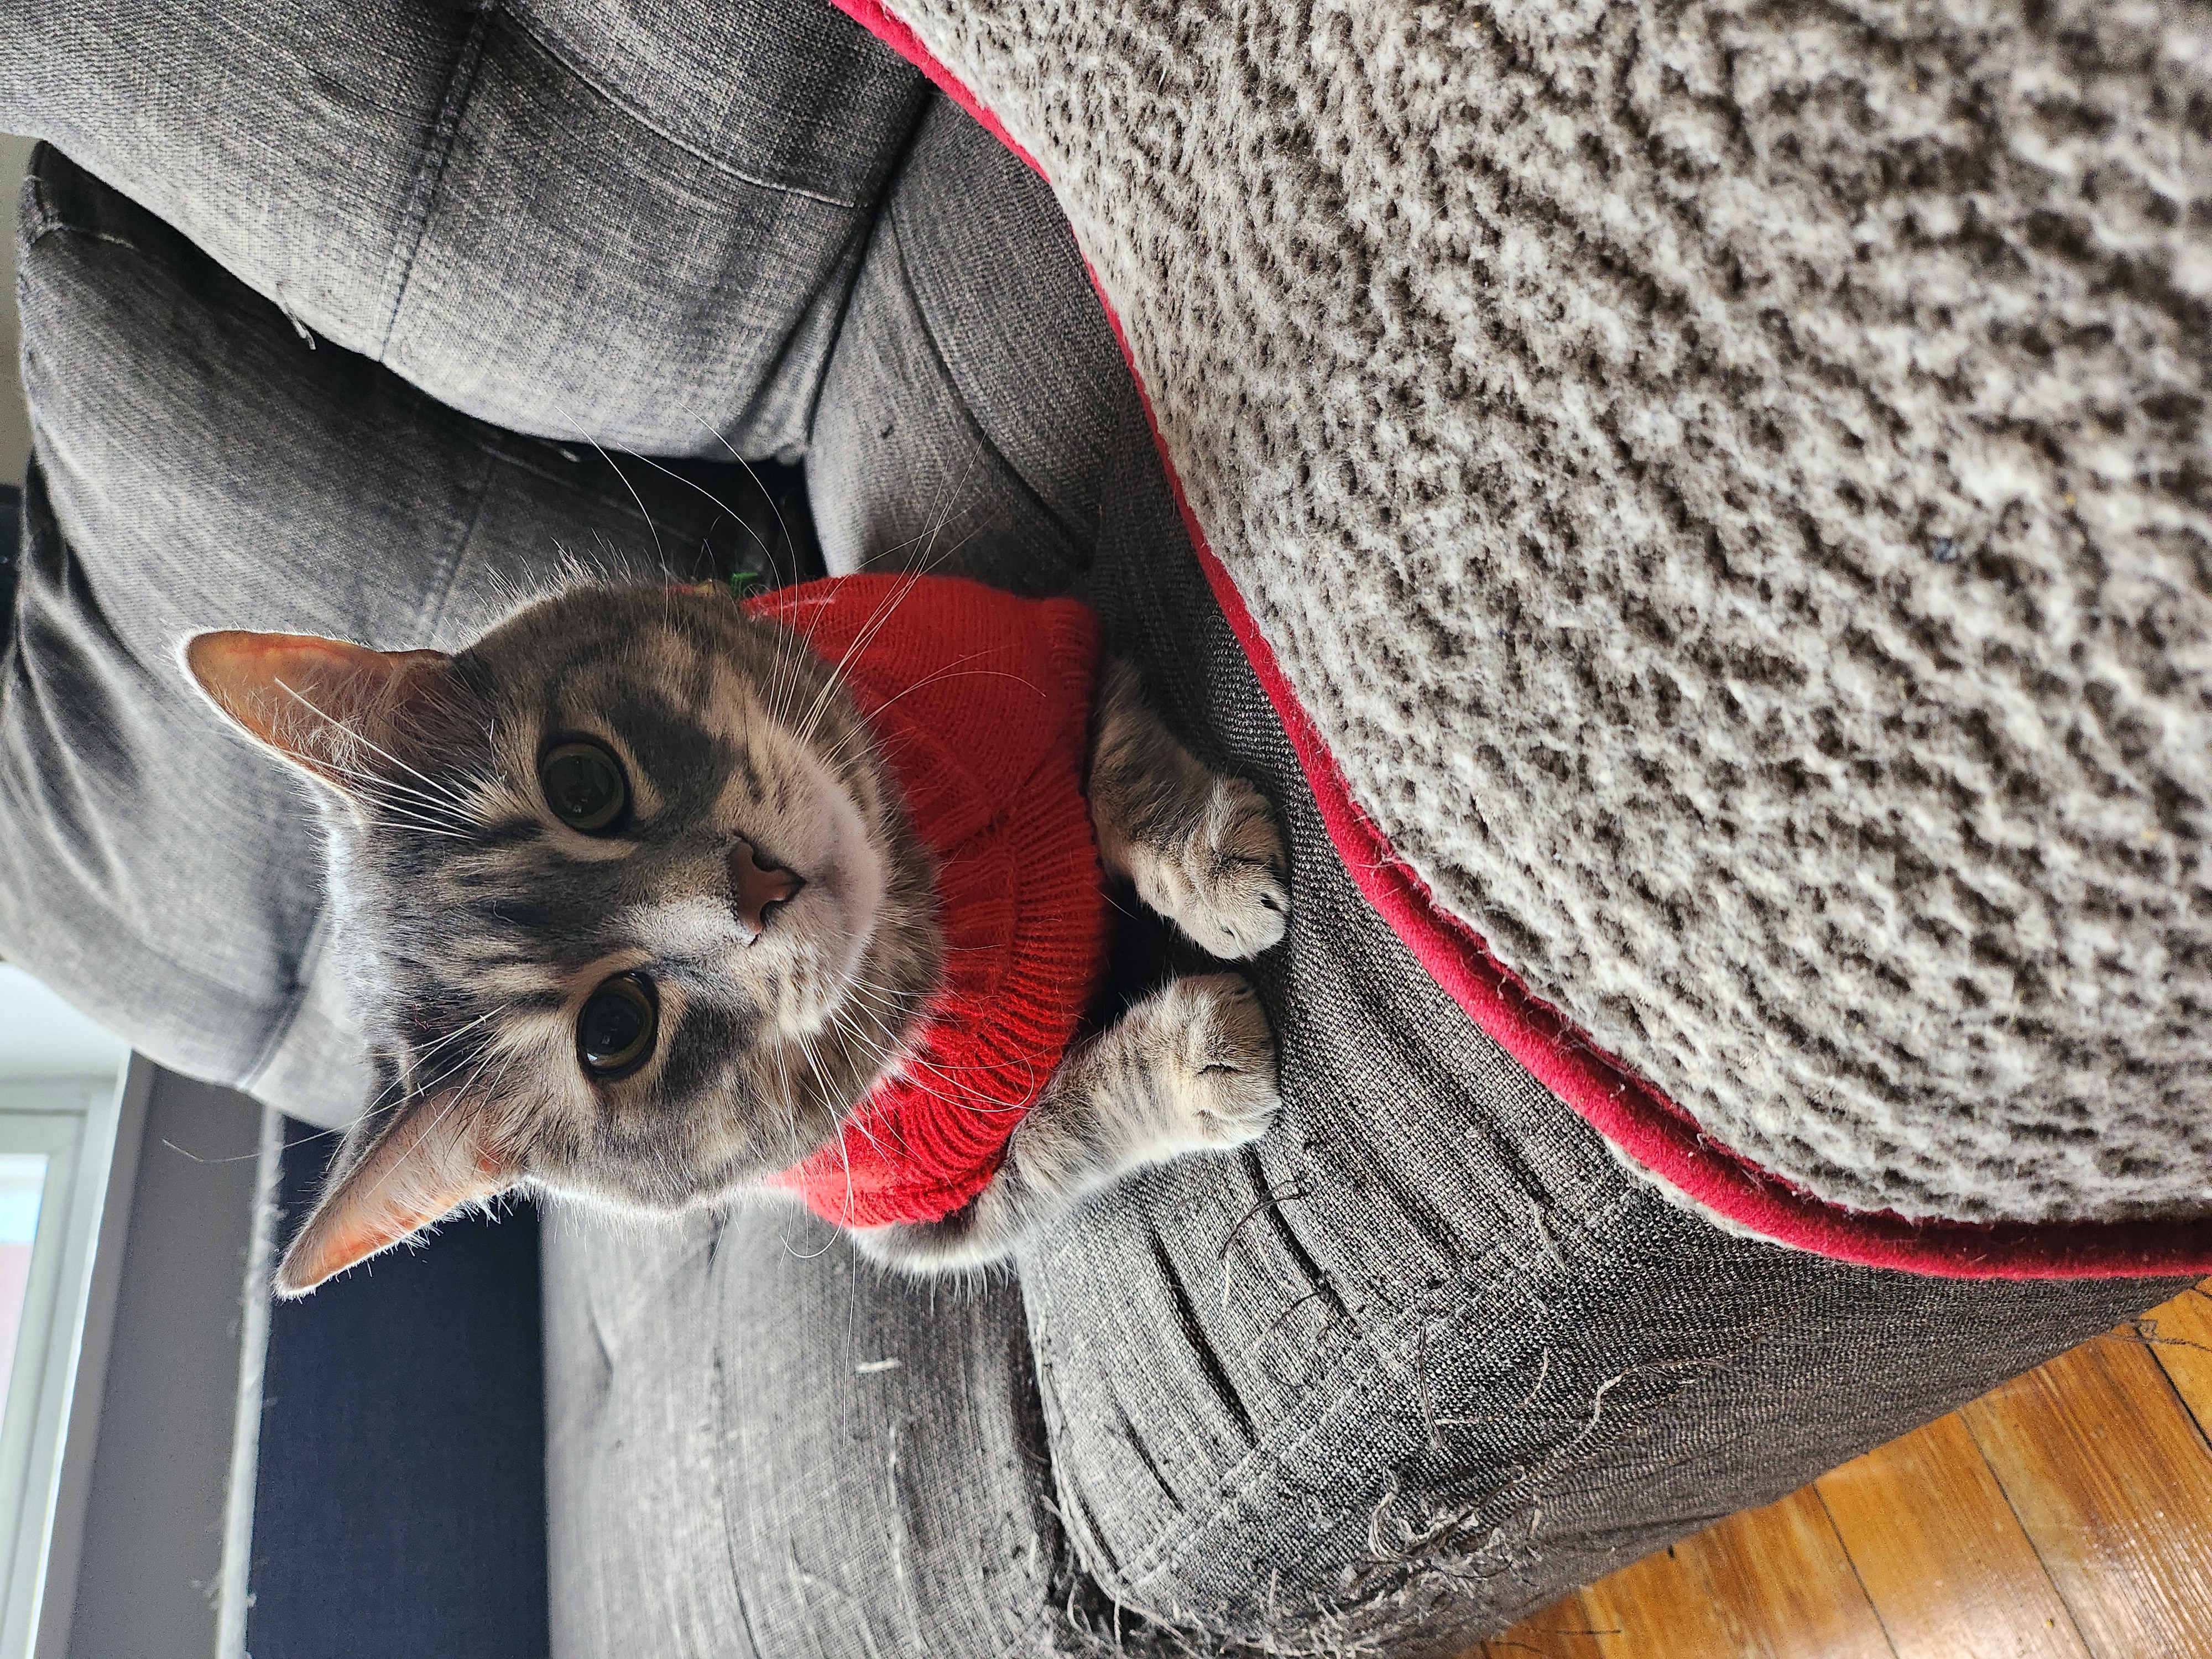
left=847, top=0, right=2212, bottom=1246
left=1, top=2, right=2201, bottom=1652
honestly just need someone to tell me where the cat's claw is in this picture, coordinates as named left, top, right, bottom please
left=1136, top=777, right=1290, bottom=960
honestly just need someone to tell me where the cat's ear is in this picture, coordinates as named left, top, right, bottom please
left=184, top=630, right=450, bottom=794
left=273, top=1094, right=519, bottom=1297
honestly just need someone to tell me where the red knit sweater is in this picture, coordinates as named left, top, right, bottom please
left=749, top=574, right=1109, bottom=1228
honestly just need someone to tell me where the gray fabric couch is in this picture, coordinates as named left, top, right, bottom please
left=0, top=5, right=2179, bottom=1653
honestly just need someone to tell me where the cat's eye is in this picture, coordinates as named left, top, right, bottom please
left=540, top=739, right=628, bottom=833
left=578, top=973, right=657, bottom=1077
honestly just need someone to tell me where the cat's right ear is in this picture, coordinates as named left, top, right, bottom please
left=273, top=1091, right=519, bottom=1297
left=184, top=631, right=450, bottom=794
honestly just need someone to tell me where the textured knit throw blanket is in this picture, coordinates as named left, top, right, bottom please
left=760, top=575, right=1110, bottom=1228
left=836, top=0, right=2212, bottom=1274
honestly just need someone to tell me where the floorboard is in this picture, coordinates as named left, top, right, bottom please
left=2142, top=1284, right=2212, bottom=1444
left=1471, top=1284, right=2212, bottom=1659
left=1961, top=1335, right=2212, bottom=1659
left=1569, top=1488, right=1894, bottom=1659
left=1815, top=1411, right=2088, bottom=1659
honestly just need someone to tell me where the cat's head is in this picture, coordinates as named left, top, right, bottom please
left=185, top=583, right=939, bottom=1296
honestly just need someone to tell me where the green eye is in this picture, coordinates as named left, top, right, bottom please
left=540, top=739, right=627, bottom=833
left=578, top=973, right=657, bottom=1077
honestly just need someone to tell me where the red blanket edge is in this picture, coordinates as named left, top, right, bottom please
left=827, top=0, right=2212, bottom=1279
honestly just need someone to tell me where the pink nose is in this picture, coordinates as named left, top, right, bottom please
left=729, top=838, right=802, bottom=937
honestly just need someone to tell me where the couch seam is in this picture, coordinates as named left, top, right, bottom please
left=795, top=97, right=934, bottom=455
left=496, top=4, right=870, bottom=210
left=889, top=201, right=1088, bottom=555
left=410, top=436, right=503, bottom=649
left=16, top=153, right=60, bottom=252
left=236, top=898, right=339, bottom=1098
left=372, top=2, right=494, bottom=361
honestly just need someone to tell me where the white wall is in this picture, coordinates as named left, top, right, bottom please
left=0, top=972, right=126, bottom=1086
left=60, top=1071, right=261, bottom=1659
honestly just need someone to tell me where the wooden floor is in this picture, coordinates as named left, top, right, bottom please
left=1470, top=1282, right=2212, bottom=1659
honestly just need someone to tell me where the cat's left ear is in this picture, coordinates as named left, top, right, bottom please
left=184, top=630, right=450, bottom=794
left=273, top=1093, right=520, bottom=1297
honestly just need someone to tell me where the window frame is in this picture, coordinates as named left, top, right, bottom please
left=0, top=1064, right=143, bottom=1659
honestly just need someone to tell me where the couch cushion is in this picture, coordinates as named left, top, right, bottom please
left=2, top=150, right=805, bottom=1125
left=1, top=0, right=926, bottom=458
left=543, top=1203, right=1125, bottom=1658
left=806, top=98, right=1127, bottom=595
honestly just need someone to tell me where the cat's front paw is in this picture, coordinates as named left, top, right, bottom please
left=1136, top=777, right=1290, bottom=959
left=1150, top=972, right=1280, bottom=1157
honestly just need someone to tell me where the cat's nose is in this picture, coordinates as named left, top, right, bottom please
left=728, top=837, right=802, bottom=940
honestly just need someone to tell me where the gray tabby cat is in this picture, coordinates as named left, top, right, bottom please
left=184, top=581, right=1289, bottom=1295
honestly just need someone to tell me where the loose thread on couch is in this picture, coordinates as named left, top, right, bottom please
left=1218, top=1182, right=1312, bottom=1260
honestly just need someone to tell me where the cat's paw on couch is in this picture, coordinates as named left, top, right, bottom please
left=1138, top=971, right=1281, bottom=1161
left=1136, top=776, right=1291, bottom=961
